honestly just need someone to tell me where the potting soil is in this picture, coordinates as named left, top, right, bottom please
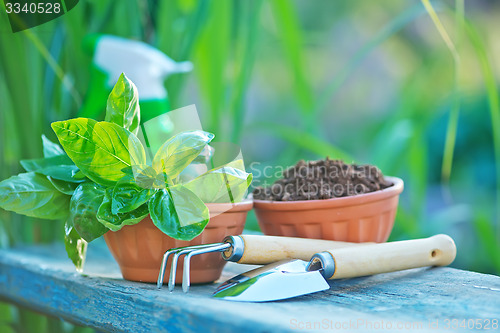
left=253, top=158, right=392, bottom=201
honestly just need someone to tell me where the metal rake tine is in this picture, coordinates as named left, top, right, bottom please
left=168, top=250, right=182, bottom=292
left=158, top=244, right=212, bottom=289
left=182, top=243, right=232, bottom=293
left=157, top=248, right=176, bottom=289
left=168, top=244, right=220, bottom=292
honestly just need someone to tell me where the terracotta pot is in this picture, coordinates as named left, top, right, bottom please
left=103, top=201, right=253, bottom=283
left=254, top=177, right=403, bottom=243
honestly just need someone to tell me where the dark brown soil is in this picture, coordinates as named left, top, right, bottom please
left=253, top=158, right=392, bottom=201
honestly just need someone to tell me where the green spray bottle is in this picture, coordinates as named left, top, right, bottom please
left=79, top=34, right=192, bottom=122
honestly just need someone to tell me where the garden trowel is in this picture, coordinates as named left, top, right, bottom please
left=213, top=234, right=456, bottom=302
left=158, top=234, right=370, bottom=292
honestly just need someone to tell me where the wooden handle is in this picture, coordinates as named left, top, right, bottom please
left=236, top=235, right=369, bottom=265
left=324, top=234, right=456, bottom=279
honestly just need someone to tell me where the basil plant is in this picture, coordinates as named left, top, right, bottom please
left=0, top=74, right=252, bottom=271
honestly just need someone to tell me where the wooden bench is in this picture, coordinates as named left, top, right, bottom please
left=0, top=239, right=499, bottom=332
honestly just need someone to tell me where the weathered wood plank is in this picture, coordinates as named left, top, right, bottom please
left=0, top=240, right=498, bottom=333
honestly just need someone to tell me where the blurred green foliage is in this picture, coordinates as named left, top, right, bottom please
left=1, top=0, right=500, bottom=331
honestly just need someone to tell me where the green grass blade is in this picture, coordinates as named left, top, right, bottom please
left=421, top=0, right=459, bottom=60
left=162, top=0, right=211, bottom=108
left=194, top=0, right=231, bottom=138
left=253, top=123, right=352, bottom=161
left=155, top=0, right=179, bottom=56
left=420, top=0, right=462, bottom=182
left=230, top=0, right=263, bottom=143
left=441, top=94, right=460, bottom=181
left=465, top=20, right=500, bottom=245
left=315, top=3, right=429, bottom=117
left=473, top=211, right=500, bottom=273
left=179, top=0, right=211, bottom=61
left=270, top=0, right=315, bottom=130
left=23, top=29, right=81, bottom=108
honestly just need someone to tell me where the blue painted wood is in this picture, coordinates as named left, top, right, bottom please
left=0, top=241, right=499, bottom=333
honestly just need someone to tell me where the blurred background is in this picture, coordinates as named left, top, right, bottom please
left=1, top=0, right=499, bottom=331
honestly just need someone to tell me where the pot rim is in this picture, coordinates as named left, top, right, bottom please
left=205, top=199, right=253, bottom=213
left=253, top=176, right=403, bottom=211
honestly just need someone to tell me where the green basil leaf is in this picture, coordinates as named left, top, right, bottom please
left=192, top=144, right=214, bottom=164
left=42, top=134, right=65, bottom=157
left=152, top=130, right=214, bottom=180
left=20, top=155, right=84, bottom=183
left=149, top=186, right=209, bottom=240
left=121, top=165, right=161, bottom=189
left=105, top=73, right=140, bottom=135
left=64, top=223, right=87, bottom=273
left=48, top=176, right=79, bottom=195
left=51, top=118, right=147, bottom=186
left=97, top=188, right=149, bottom=231
left=41, top=165, right=84, bottom=183
left=0, top=172, right=70, bottom=220
left=20, top=154, right=73, bottom=171
left=73, top=170, right=87, bottom=180
left=185, top=163, right=252, bottom=203
left=112, top=176, right=153, bottom=214
left=68, top=183, right=109, bottom=242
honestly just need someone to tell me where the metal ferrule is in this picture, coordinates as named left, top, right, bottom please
left=221, top=235, right=245, bottom=262
left=307, top=252, right=336, bottom=279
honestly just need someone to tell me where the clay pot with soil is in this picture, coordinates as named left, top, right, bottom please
left=253, top=158, right=403, bottom=243
left=104, top=201, right=252, bottom=283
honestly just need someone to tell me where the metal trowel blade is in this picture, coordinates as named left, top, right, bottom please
left=212, top=259, right=329, bottom=302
